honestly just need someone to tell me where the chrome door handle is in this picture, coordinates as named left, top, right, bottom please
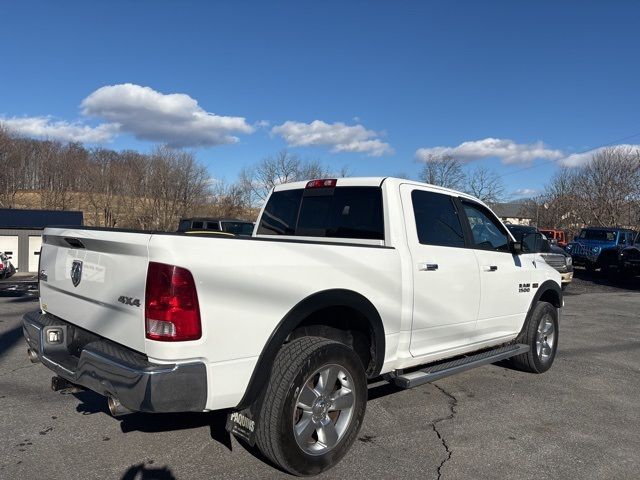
left=418, top=262, right=439, bottom=271
left=483, top=265, right=498, bottom=272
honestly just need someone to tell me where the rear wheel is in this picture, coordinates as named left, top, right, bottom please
left=510, top=301, right=558, bottom=373
left=255, top=336, right=367, bottom=476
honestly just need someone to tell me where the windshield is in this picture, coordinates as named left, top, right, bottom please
left=578, top=230, right=616, bottom=242
left=221, top=222, right=254, bottom=235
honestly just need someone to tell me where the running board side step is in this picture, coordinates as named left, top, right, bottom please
left=392, top=343, right=530, bottom=389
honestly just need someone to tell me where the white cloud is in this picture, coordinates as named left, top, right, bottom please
left=81, top=83, right=254, bottom=147
left=416, top=138, right=563, bottom=165
left=511, top=188, right=537, bottom=197
left=271, top=120, right=393, bottom=156
left=1, top=116, right=118, bottom=143
left=560, top=144, right=640, bottom=167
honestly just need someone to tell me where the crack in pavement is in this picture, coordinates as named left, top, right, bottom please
left=0, top=364, right=35, bottom=378
left=430, top=383, right=458, bottom=480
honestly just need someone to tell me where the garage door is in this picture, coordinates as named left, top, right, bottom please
left=0, top=235, right=19, bottom=271
left=28, top=236, right=42, bottom=272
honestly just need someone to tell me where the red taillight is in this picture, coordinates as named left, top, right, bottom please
left=145, top=262, right=201, bottom=341
left=306, top=178, right=337, bottom=189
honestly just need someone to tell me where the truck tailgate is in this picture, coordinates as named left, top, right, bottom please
left=39, top=228, right=151, bottom=353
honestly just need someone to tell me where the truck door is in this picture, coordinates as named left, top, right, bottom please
left=400, top=185, right=481, bottom=357
left=459, top=200, right=532, bottom=342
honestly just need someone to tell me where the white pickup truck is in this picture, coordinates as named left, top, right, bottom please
left=23, top=177, right=562, bottom=476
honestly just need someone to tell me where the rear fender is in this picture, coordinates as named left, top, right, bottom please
left=235, top=289, right=385, bottom=410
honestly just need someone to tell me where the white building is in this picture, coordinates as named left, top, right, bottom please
left=0, top=209, right=83, bottom=273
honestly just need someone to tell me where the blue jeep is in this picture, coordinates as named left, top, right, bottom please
left=565, top=227, right=636, bottom=271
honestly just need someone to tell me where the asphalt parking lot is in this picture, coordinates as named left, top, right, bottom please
left=1, top=272, right=639, bottom=480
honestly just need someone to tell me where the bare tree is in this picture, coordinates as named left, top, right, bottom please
left=0, top=127, right=20, bottom=207
left=143, top=146, right=210, bottom=231
left=522, top=147, right=640, bottom=232
left=418, top=154, right=466, bottom=191
left=540, top=167, right=579, bottom=230
left=572, top=147, right=640, bottom=228
left=239, top=150, right=334, bottom=206
left=464, top=165, right=505, bottom=205
left=196, top=179, right=256, bottom=220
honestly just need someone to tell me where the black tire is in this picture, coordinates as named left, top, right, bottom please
left=510, top=301, right=558, bottom=373
left=255, top=336, right=367, bottom=476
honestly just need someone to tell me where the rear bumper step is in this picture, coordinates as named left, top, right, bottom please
left=392, top=343, right=530, bottom=389
left=22, top=310, right=208, bottom=413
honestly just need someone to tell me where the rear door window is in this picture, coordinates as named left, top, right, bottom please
left=411, top=190, right=465, bottom=247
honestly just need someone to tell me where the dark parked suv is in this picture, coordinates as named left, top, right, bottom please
left=178, top=217, right=255, bottom=237
left=619, top=232, right=640, bottom=277
left=565, top=227, right=636, bottom=271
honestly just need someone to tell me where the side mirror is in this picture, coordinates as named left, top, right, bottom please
left=550, top=238, right=558, bottom=245
left=520, top=232, right=545, bottom=253
left=510, top=241, right=524, bottom=255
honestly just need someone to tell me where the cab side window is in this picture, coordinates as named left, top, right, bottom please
left=462, top=201, right=510, bottom=252
left=411, top=190, right=465, bottom=247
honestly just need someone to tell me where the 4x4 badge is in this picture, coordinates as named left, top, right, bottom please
left=71, top=260, right=83, bottom=287
left=118, top=296, right=141, bottom=308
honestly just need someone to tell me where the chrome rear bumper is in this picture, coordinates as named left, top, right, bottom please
left=22, top=311, right=207, bottom=413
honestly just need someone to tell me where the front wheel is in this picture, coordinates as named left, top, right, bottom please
left=509, top=301, right=559, bottom=373
left=255, top=336, right=368, bottom=476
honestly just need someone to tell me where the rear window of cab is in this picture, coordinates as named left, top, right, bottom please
left=257, top=186, right=384, bottom=240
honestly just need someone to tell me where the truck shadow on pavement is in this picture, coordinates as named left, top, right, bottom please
left=72, top=380, right=408, bottom=478
left=72, top=389, right=234, bottom=451
left=121, top=463, right=177, bottom=480
left=0, top=325, right=24, bottom=356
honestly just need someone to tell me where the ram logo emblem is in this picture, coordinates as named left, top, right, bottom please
left=70, top=260, right=83, bottom=288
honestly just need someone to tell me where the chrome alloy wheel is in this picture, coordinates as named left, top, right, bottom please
left=293, top=364, right=355, bottom=455
left=536, top=314, right=556, bottom=361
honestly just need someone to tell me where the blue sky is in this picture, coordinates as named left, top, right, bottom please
left=2, top=0, right=640, bottom=198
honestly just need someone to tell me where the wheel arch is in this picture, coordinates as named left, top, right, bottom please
left=518, top=280, right=562, bottom=336
left=236, top=288, right=385, bottom=409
